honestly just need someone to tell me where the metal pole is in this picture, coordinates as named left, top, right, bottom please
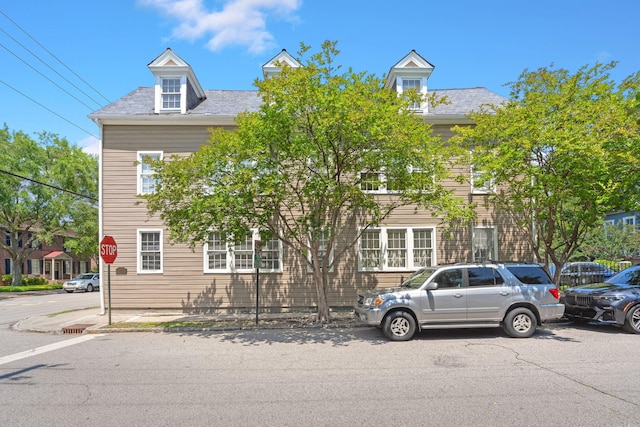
left=108, top=264, right=112, bottom=325
left=255, top=266, right=259, bottom=325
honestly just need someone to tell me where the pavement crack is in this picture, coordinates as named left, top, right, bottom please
left=469, top=343, right=639, bottom=408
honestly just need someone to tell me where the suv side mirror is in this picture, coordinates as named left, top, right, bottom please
left=426, top=282, right=438, bottom=291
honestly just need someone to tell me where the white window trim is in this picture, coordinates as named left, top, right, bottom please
left=623, top=216, right=636, bottom=226
left=360, top=166, right=433, bottom=194
left=397, top=76, right=426, bottom=112
left=470, top=166, right=496, bottom=194
left=137, top=151, right=163, bottom=195
left=155, top=75, right=186, bottom=114
left=137, top=228, right=163, bottom=274
left=358, top=226, right=436, bottom=272
left=204, top=229, right=282, bottom=274
left=307, top=229, right=335, bottom=273
left=472, top=226, right=498, bottom=262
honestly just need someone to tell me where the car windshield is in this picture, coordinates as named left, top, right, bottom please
left=76, top=274, right=94, bottom=280
left=401, top=268, right=437, bottom=289
left=605, top=267, right=640, bottom=286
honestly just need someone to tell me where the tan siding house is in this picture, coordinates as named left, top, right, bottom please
left=90, top=48, right=529, bottom=313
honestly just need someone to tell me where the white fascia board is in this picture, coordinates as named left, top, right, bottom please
left=92, top=115, right=238, bottom=127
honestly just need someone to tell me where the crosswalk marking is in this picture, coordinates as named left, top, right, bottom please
left=0, top=334, right=104, bottom=366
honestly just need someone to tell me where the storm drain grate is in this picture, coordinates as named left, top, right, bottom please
left=62, top=324, right=95, bottom=334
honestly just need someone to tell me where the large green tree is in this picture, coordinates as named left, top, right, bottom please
left=143, top=41, right=472, bottom=322
left=453, top=62, right=640, bottom=281
left=0, top=126, right=98, bottom=286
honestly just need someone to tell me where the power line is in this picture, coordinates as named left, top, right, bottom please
left=0, top=25, right=104, bottom=108
left=0, top=8, right=111, bottom=104
left=0, top=79, right=99, bottom=140
left=0, top=168, right=98, bottom=202
left=0, top=41, right=98, bottom=111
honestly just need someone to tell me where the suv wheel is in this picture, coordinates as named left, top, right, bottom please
left=87, top=284, right=94, bottom=292
left=622, top=305, right=640, bottom=334
left=503, top=307, right=536, bottom=338
left=383, top=311, right=416, bottom=341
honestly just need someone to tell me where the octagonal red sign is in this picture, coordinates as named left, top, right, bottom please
left=100, top=235, right=118, bottom=264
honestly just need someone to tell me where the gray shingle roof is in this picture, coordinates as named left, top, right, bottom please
left=89, top=86, right=507, bottom=121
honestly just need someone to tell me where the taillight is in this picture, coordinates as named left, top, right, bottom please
left=549, top=288, right=560, bottom=299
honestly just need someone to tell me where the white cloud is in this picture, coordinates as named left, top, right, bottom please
left=140, top=0, right=302, bottom=54
left=78, top=135, right=101, bottom=157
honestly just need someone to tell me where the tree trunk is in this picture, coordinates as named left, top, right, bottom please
left=310, top=253, right=330, bottom=323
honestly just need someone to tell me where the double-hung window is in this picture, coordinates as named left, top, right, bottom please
left=161, top=78, right=181, bottom=110
left=472, top=226, right=496, bottom=262
left=402, top=78, right=422, bottom=110
left=138, top=229, right=163, bottom=273
left=470, top=166, right=495, bottom=194
left=307, top=228, right=334, bottom=272
left=358, top=227, right=435, bottom=271
left=204, top=230, right=282, bottom=273
left=138, top=151, right=162, bottom=195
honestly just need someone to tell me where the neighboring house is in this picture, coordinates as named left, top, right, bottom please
left=604, top=211, right=639, bottom=229
left=1, top=230, right=93, bottom=282
left=89, top=48, right=528, bottom=313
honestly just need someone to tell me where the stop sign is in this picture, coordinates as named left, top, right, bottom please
left=100, top=235, right=118, bottom=264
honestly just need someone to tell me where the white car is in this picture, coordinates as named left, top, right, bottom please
left=63, top=273, right=100, bottom=293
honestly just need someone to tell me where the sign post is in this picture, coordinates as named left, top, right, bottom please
left=100, top=236, right=118, bottom=325
left=254, top=240, right=262, bottom=325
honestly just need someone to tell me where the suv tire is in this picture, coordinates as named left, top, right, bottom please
left=87, top=284, right=94, bottom=292
left=622, top=305, right=640, bottom=334
left=502, top=307, right=536, bottom=338
left=383, top=311, right=416, bottom=341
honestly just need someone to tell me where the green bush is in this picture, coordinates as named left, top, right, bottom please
left=2, top=274, right=11, bottom=284
left=23, top=277, right=49, bottom=286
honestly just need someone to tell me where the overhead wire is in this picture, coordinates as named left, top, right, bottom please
left=0, top=168, right=98, bottom=202
left=0, top=8, right=109, bottom=139
left=0, top=25, right=104, bottom=108
left=0, top=8, right=110, bottom=104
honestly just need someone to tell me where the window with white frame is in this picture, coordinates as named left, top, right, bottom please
left=29, top=259, right=40, bottom=275
left=308, top=228, right=334, bottom=271
left=470, top=167, right=495, bottom=194
left=623, top=216, right=636, bottom=226
left=472, top=226, right=496, bottom=262
left=137, top=151, right=162, bottom=195
left=161, top=77, right=181, bottom=110
left=358, top=227, right=436, bottom=271
left=204, top=230, right=282, bottom=273
left=412, top=228, right=434, bottom=268
left=138, top=229, right=163, bottom=273
left=360, top=166, right=432, bottom=194
left=402, top=78, right=422, bottom=110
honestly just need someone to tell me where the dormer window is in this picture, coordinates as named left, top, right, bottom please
left=402, top=78, right=422, bottom=110
left=161, top=78, right=181, bottom=110
left=148, top=48, right=206, bottom=114
left=386, top=50, right=434, bottom=114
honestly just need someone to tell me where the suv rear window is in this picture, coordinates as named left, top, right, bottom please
left=505, top=266, right=552, bottom=285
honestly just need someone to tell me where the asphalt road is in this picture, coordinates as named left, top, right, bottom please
left=1, top=314, right=639, bottom=426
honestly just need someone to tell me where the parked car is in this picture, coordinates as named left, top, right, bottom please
left=558, top=262, right=616, bottom=287
left=562, top=265, right=640, bottom=334
left=354, top=262, right=564, bottom=341
left=63, top=273, right=100, bottom=293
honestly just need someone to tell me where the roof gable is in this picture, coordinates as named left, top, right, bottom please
left=148, top=48, right=206, bottom=101
left=386, top=50, right=435, bottom=87
left=262, top=49, right=301, bottom=79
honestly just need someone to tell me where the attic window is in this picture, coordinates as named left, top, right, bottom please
left=161, top=78, right=181, bottom=110
left=402, top=78, right=422, bottom=110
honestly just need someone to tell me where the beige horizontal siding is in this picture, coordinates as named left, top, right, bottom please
left=101, top=123, right=531, bottom=312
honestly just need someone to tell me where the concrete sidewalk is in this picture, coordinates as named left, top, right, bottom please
left=12, top=307, right=358, bottom=335
left=12, top=308, right=186, bottom=334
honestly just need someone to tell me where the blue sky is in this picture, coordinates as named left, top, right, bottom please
left=1, top=0, right=638, bottom=155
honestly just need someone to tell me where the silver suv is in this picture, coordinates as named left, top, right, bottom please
left=354, top=263, right=564, bottom=341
